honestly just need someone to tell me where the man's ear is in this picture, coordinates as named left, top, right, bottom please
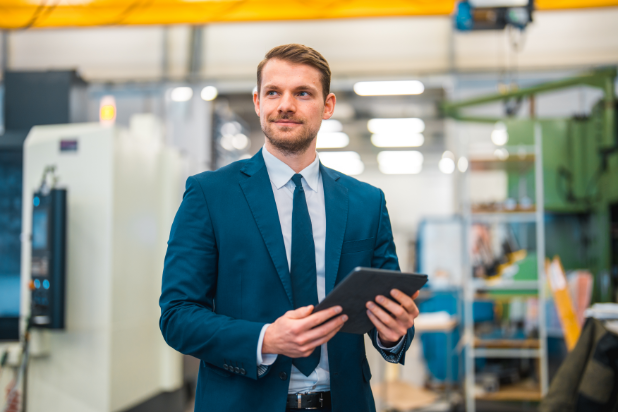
left=322, top=93, right=336, bottom=120
left=253, top=91, right=260, bottom=117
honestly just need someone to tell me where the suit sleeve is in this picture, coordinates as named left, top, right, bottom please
left=159, top=176, right=265, bottom=380
left=368, top=189, right=415, bottom=365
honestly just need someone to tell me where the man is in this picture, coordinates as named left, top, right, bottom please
left=160, top=44, right=420, bottom=412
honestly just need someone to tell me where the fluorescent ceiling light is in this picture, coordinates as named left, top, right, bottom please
left=220, top=136, right=233, bottom=151
left=221, top=121, right=242, bottom=135
left=319, top=119, right=343, bottom=133
left=494, top=148, right=509, bottom=160
left=491, top=121, right=508, bottom=146
left=171, top=87, right=193, bottom=102
left=377, top=151, right=423, bottom=175
left=319, top=151, right=364, bottom=175
left=368, top=118, right=425, bottom=134
left=354, top=81, right=424, bottom=96
left=371, top=133, right=424, bottom=148
left=458, top=157, right=469, bottom=173
left=439, top=158, right=455, bottom=174
left=439, top=151, right=455, bottom=174
left=220, top=133, right=250, bottom=151
left=316, top=132, right=349, bottom=149
left=317, top=120, right=348, bottom=148
left=231, top=133, right=250, bottom=150
left=201, top=86, right=218, bottom=101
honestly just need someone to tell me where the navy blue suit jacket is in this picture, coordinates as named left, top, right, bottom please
left=159, top=149, right=414, bottom=412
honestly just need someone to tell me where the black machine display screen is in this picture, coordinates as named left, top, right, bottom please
left=32, top=210, right=48, bottom=250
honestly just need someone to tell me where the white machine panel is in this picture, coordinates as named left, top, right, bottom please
left=20, top=115, right=183, bottom=412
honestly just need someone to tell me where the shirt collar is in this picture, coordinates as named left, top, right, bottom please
left=262, top=145, right=320, bottom=192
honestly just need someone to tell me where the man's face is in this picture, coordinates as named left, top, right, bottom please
left=254, top=58, right=335, bottom=155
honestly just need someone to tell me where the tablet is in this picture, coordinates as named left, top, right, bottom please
left=314, top=267, right=428, bottom=335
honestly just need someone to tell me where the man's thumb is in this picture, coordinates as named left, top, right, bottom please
left=287, top=305, right=314, bottom=319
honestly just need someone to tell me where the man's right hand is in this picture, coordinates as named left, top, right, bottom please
left=262, top=306, right=347, bottom=358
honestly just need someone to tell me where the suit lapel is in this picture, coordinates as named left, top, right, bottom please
left=321, top=164, right=348, bottom=294
left=239, top=150, right=293, bottom=305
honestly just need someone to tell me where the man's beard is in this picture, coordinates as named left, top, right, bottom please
left=262, top=115, right=318, bottom=156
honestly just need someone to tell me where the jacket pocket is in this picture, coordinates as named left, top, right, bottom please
left=341, top=238, right=375, bottom=254
left=361, top=358, right=372, bottom=382
left=204, top=361, right=232, bottom=378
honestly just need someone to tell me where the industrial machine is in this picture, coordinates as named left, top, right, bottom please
left=12, top=114, right=184, bottom=412
left=443, top=66, right=617, bottom=411
left=0, top=70, right=87, bottom=342
left=443, top=67, right=618, bottom=302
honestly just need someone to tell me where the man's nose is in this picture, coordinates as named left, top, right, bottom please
left=277, top=92, right=296, bottom=113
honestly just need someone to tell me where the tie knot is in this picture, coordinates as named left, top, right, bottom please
left=291, top=174, right=303, bottom=188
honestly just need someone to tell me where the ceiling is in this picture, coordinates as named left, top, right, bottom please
left=2, top=0, right=617, bottom=30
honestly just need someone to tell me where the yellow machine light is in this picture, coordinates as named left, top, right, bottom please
left=99, top=96, right=117, bottom=126
left=100, top=105, right=115, bottom=120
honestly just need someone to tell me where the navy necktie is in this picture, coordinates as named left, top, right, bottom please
left=290, top=173, right=320, bottom=376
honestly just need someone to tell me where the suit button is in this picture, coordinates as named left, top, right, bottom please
left=235, top=367, right=240, bottom=373
left=279, top=372, right=287, bottom=380
left=240, top=368, right=246, bottom=375
left=223, top=364, right=228, bottom=370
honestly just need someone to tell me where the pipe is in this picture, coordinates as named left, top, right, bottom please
left=603, top=74, right=616, bottom=149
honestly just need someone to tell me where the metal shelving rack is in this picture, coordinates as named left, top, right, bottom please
left=461, top=123, right=548, bottom=411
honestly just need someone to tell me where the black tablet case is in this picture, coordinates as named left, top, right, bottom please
left=314, top=267, right=428, bottom=335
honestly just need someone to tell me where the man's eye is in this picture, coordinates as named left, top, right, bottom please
left=299, top=91, right=309, bottom=97
left=267, top=91, right=277, bottom=96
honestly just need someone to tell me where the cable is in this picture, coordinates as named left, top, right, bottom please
left=19, top=0, right=48, bottom=30
left=0, top=350, right=7, bottom=382
left=18, top=0, right=60, bottom=30
left=34, top=0, right=61, bottom=28
left=1, top=318, right=32, bottom=412
left=107, top=0, right=154, bottom=26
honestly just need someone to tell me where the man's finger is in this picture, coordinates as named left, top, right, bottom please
left=303, top=322, right=345, bottom=349
left=366, top=301, right=397, bottom=328
left=286, top=305, right=314, bottom=319
left=303, top=314, right=347, bottom=342
left=303, top=306, right=343, bottom=329
left=389, top=289, right=415, bottom=311
left=366, top=310, right=400, bottom=343
left=390, top=289, right=420, bottom=316
left=407, top=300, right=419, bottom=318
left=374, top=295, right=406, bottom=319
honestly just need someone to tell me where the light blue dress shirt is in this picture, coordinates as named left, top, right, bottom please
left=257, top=145, right=404, bottom=394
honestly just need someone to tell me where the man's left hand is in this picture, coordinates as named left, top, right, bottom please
left=366, top=289, right=420, bottom=347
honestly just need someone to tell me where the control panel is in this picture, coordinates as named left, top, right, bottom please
left=30, top=189, right=67, bottom=329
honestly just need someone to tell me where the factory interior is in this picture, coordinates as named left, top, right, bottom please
left=1, top=1, right=618, bottom=411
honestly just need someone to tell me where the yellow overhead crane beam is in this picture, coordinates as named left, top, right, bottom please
left=1, top=0, right=617, bottom=29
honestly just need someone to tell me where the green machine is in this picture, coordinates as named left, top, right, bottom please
left=443, top=67, right=618, bottom=302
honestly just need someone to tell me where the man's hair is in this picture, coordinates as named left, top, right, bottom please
left=257, top=44, right=331, bottom=101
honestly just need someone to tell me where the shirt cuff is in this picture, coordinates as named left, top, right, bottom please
left=257, top=324, right=278, bottom=366
left=376, top=334, right=405, bottom=353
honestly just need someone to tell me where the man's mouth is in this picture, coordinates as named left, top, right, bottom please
left=271, top=119, right=303, bottom=126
